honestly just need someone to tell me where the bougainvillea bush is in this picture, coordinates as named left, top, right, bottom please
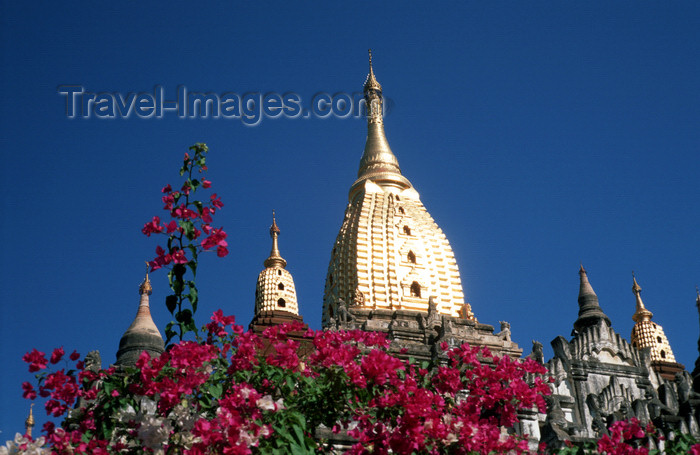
left=6, top=144, right=698, bottom=454
left=14, top=316, right=551, bottom=455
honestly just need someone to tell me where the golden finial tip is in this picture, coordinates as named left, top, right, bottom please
left=25, top=403, right=35, bottom=427
left=632, top=272, right=642, bottom=293
left=139, top=262, right=153, bottom=295
left=270, top=210, right=280, bottom=236
left=364, top=49, right=382, bottom=93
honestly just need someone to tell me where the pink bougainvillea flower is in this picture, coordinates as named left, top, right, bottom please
left=172, top=204, right=198, bottom=220
left=165, top=220, right=178, bottom=234
left=171, top=249, right=188, bottom=264
left=161, top=184, right=172, bottom=193
left=202, top=227, right=227, bottom=251
left=149, top=245, right=173, bottom=271
left=141, top=216, right=165, bottom=237
left=202, top=179, right=211, bottom=188
left=50, top=347, right=65, bottom=364
left=22, top=349, right=48, bottom=372
left=210, top=193, right=224, bottom=210
left=162, top=193, right=175, bottom=210
left=22, top=381, right=36, bottom=399
left=201, top=207, right=213, bottom=224
left=69, top=350, right=80, bottom=361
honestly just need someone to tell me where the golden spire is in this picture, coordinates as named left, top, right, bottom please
left=364, top=49, right=382, bottom=93
left=264, top=211, right=287, bottom=269
left=350, top=50, right=411, bottom=200
left=631, top=273, right=653, bottom=323
left=629, top=274, right=679, bottom=369
left=25, top=403, right=34, bottom=437
left=139, top=261, right=152, bottom=295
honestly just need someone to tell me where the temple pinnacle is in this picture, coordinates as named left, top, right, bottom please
left=629, top=274, right=680, bottom=372
left=264, top=211, right=287, bottom=269
left=573, top=265, right=611, bottom=332
left=350, top=50, right=411, bottom=200
left=364, top=49, right=382, bottom=93
left=631, top=274, right=653, bottom=323
left=24, top=403, right=34, bottom=437
left=254, top=213, right=300, bottom=316
left=578, top=264, right=597, bottom=298
left=139, top=261, right=152, bottom=296
left=115, top=265, right=164, bottom=366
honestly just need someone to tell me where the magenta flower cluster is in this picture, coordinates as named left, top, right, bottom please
left=16, top=311, right=560, bottom=454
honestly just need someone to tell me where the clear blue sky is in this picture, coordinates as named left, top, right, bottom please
left=1, top=1, right=699, bottom=437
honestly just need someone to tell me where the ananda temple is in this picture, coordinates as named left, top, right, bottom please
left=106, top=53, right=700, bottom=450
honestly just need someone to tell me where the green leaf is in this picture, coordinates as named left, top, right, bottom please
left=179, top=220, right=195, bottom=239
left=165, top=295, right=177, bottom=313
left=165, top=322, right=177, bottom=344
left=188, top=286, right=198, bottom=306
left=176, top=309, right=193, bottom=323
left=209, top=382, right=223, bottom=399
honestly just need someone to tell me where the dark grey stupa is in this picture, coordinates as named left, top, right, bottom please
left=115, top=274, right=164, bottom=367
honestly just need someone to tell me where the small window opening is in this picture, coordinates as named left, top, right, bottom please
left=657, top=336, right=662, bottom=343
left=329, top=274, right=334, bottom=285
left=410, top=282, right=421, bottom=298
left=407, top=251, right=416, bottom=264
left=660, top=350, right=666, bottom=359
left=398, top=207, right=405, bottom=214
left=278, top=298, right=286, bottom=307
left=395, top=195, right=400, bottom=201
left=632, top=341, right=637, bottom=348
left=403, top=226, right=411, bottom=235
left=277, top=270, right=282, bottom=276
left=278, top=283, right=284, bottom=290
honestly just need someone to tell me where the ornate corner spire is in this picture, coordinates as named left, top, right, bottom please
left=629, top=273, right=679, bottom=370
left=631, top=273, right=653, bottom=322
left=254, top=212, right=300, bottom=316
left=573, top=264, right=611, bottom=332
left=350, top=50, right=411, bottom=200
left=24, top=403, right=34, bottom=437
left=578, top=264, right=597, bottom=298
left=264, top=211, right=287, bottom=269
